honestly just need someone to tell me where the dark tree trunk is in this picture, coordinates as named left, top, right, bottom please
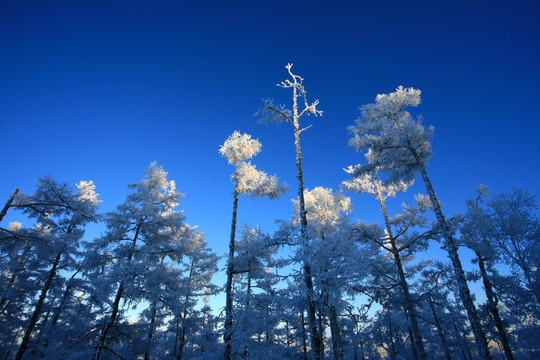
left=14, top=250, right=62, bottom=360
left=224, top=180, right=239, bottom=360
left=94, top=220, right=143, bottom=360
left=0, top=188, right=19, bottom=223
left=410, top=147, right=492, bottom=360
left=329, top=305, right=344, bottom=360
left=476, top=253, right=514, bottom=360
left=376, top=187, right=427, bottom=360
left=429, top=297, right=452, bottom=360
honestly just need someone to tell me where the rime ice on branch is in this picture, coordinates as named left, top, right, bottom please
left=220, top=131, right=286, bottom=360
left=256, top=63, right=324, bottom=360
left=348, top=87, right=493, bottom=360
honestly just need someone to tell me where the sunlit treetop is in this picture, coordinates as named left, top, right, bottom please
left=294, top=187, right=352, bottom=227
left=348, top=86, right=434, bottom=184
left=219, top=131, right=262, bottom=166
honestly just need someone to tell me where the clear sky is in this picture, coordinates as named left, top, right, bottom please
left=1, top=0, right=539, bottom=263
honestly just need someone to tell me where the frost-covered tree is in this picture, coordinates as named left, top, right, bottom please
left=85, top=163, right=205, bottom=360
left=220, top=131, right=286, bottom=360
left=256, top=63, right=324, bottom=360
left=343, top=171, right=432, bottom=360
left=348, top=87, right=492, bottom=359
left=0, top=177, right=100, bottom=360
left=486, top=189, right=540, bottom=310
left=462, top=186, right=540, bottom=358
left=169, top=231, right=219, bottom=360
left=294, top=187, right=352, bottom=360
left=461, top=185, right=515, bottom=360
left=230, top=224, right=285, bottom=359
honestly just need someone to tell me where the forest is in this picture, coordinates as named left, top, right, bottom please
left=1, top=65, right=539, bottom=360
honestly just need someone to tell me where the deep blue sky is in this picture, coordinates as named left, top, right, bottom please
left=1, top=1, right=539, bottom=260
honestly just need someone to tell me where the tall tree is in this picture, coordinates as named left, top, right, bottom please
left=343, top=171, right=430, bottom=360
left=256, top=63, right=324, bottom=360
left=0, top=177, right=99, bottom=360
left=348, top=86, right=492, bottom=359
left=87, top=163, right=195, bottom=360
left=220, top=131, right=286, bottom=360
left=295, top=187, right=352, bottom=360
left=461, top=185, right=515, bottom=360
left=487, top=188, right=540, bottom=309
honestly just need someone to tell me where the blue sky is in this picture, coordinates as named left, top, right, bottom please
left=1, top=0, right=539, bottom=264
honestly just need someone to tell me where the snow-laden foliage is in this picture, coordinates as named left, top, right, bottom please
left=220, top=130, right=262, bottom=166
left=2, top=67, right=540, bottom=360
left=348, top=86, right=433, bottom=184
left=81, top=163, right=218, bottom=360
left=236, top=162, right=288, bottom=200
left=0, top=176, right=100, bottom=360
left=294, top=186, right=352, bottom=228
left=221, top=131, right=286, bottom=360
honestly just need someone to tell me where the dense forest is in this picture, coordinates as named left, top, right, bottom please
left=1, top=66, right=538, bottom=360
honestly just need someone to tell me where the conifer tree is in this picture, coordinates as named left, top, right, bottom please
left=0, top=177, right=99, bottom=360
left=348, top=87, right=492, bottom=359
left=256, top=63, right=324, bottom=360
left=220, top=131, right=286, bottom=360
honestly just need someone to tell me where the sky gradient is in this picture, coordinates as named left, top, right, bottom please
left=1, top=0, right=539, bottom=263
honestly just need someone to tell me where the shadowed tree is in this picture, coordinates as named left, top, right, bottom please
left=0, top=177, right=100, bottom=360
left=343, top=170, right=431, bottom=360
left=461, top=185, right=515, bottom=360
left=87, top=163, right=193, bottom=360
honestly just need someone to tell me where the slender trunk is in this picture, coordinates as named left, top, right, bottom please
left=408, top=326, right=419, bottom=360
left=294, top=125, right=321, bottom=360
left=285, top=319, right=291, bottom=349
left=429, top=297, right=452, bottom=360
left=329, top=305, right=344, bottom=360
left=377, top=189, right=426, bottom=360
left=14, top=250, right=62, bottom=360
left=0, top=188, right=19, bottom=223
left=144, top=304, right=158, bottom=360
left=176, top=257, right=195, bottom=360
left=144, top=256, right=166, bottom=360
left=93, top=283, right=124, bottom=360
left=174, top=315, right=187, bottom=360
left=224, top=179, right=239, bottom=360
left=388, top=315, right=397, bottom=360
left=94, top=220, right=143, bottom=360
left=176, top=327, right=186, bottom=360
left=301, top=310, right=308, bottom=360
left=4, top=326, right=21, bottom=360
left=51, top=269, right=80, bottom=327
left=476, top=253, right=514, bottom=360
left=410, top=147, right=492, bottom=360
left=317, top=310, right=324, bottom=357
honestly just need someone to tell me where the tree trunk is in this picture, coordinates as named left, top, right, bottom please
left=429, top=297, right=452, bottom=360
left=476, top=253, right=514, bottom=360
left=377, top=190, right=427, bottom=360
left=0, top=188, right=19, bottom=223
left=317, top=310, right=324, bottom=357
left=301, top=310, right=308, bottom=360
left=93, top=283, right=124, bottom=360
left=94, top=220, right=143, bottom=360
left=388, top=315, right=397, bottom=360
left=410, top=147, right=492, bottom=360
left=14, top=250, right=62, bottom=360
left=144, top=304, right=158, bottom=360
left=294, top=124, right=321, bottom=360
left=224, top=180, right=239, bottom=360
left=329, top=305, right=344, bottom=360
